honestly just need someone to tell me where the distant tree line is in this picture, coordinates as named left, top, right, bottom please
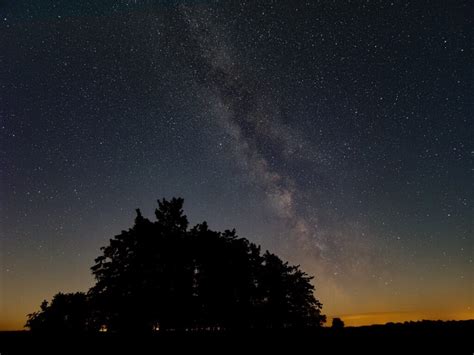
left=26, top=198, right=326, bottom=333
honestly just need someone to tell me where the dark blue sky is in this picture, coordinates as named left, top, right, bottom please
left=1, top=1, right=472, bottom=328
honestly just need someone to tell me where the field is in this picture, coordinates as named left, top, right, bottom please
left=0, top=320, right=472, bottom=354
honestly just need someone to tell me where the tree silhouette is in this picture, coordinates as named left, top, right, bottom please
left=332, top=317, right=345, bottom=329
left=27, top=198, right=326, bottom=332
left=25, top=292, right=88, bottom=333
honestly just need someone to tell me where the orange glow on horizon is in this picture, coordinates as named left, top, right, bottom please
left=1, top=311, right=473, bottom=331
left=330, top=309, right=474, bottom=327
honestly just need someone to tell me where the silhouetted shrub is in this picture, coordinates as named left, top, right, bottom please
left=26, top=292, right=88, bottom=333
left=331, top=317, right=344, bottom=329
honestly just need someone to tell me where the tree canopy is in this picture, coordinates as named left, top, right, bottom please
left=332, top=317, right=345, bottom=329
left=26, top=198, right=325, bottom=332
left=25, top=292, right=88, bottom=333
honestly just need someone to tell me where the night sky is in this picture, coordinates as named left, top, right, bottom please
left=1, top=1, right=472, bottom=329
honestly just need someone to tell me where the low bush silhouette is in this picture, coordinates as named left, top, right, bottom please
left=331, top=317, right=344, bottom=329
left=26, top=292, right=88, bottom=333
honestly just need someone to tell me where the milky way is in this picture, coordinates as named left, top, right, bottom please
left=179, top=6, right=378, bottom=292
left=1, top=1, right=472, bottom=329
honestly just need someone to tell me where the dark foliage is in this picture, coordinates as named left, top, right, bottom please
left=331, top=317, right=344, bottom=329
left=25, top=293, right=88, bottom=333
left=26, top=198, right=325, bottom=333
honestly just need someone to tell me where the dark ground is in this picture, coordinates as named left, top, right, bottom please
left=0, top=320, right=472, bottom=354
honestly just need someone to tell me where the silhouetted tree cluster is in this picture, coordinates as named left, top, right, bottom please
left=331, top=317, right=344, bottom=329
left=26, top=198, right=325, bottom=333
left=26, top=292, right=88, bottom=333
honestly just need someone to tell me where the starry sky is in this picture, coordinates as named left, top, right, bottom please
left=1, top=1, right=472, bottom=330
